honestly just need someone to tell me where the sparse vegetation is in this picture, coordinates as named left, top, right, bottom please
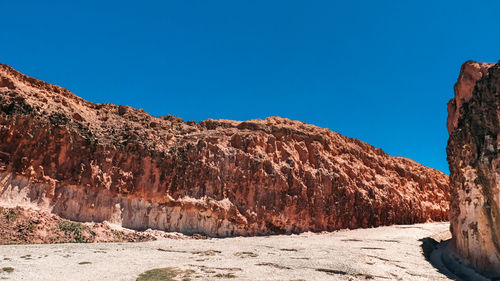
left=341, top=238, right=363, bottom=242
left=136, top=267, right=181, bottom=281
left=191, top=250, right=221, bottom=256
left=58, top=221, right=88, bottom=243
left=17, top=221, right=35, bottom=233
left=234, top=251, right=258, bottom=258
left=136, top=267, right=197, bottom=281
left=4, top=209, right=16, bottom=222
left=111, top=229, right=124, bottom=241
left=184, top=269, right=195, bottom=275
left=316, top=268, right=375, bottom=279
left=256, top=262, right=291, bottom=270
left=316, top=268, right=347, bottom=275
left=1, top=267, right=14, bottom=273
left=200, top=268, right=215, bottom=274
left=214, top=272, right=236, bottom=278
left=20, top=254, right=32, bottom=260
left=279, top=248, right=298, bottom=252
left=78, top=261, right=92, bottom=265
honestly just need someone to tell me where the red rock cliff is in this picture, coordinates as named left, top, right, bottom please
left=447, top=60, right=500, bottom=277
left=0, top=63, right=449, bottom=236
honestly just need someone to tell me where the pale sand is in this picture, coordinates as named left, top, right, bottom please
left=0, top=222, right=454, bottom=281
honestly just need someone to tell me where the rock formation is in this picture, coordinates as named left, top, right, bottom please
left=0, top=63, right=449, bottom=237
left=447, top=60, right=500, bottom=277
left=0, top=206, right=187, bottom=244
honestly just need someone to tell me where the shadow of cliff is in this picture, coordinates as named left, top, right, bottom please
left=420, top=237, right=497, bottom=281
left=420, top=237, right=461, bottom=280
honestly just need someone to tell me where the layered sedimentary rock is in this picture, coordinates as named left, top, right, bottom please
left=447, top=61, right=500, bottom=277
left=0, top=63, right=449, bottom=236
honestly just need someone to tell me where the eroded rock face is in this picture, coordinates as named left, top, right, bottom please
left=0, top=63, right=449, bottom=236
left=447, top=61, right=500, bottom=277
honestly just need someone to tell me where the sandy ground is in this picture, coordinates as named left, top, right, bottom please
left=0, top=222, right=454, bottom=281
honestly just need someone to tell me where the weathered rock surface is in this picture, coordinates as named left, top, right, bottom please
left=447, top=60, right=500, bottom=277
left=0, top=63, right=449, bottom=237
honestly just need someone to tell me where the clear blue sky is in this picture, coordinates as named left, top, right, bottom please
left=1, top=1, right=499, bottom=173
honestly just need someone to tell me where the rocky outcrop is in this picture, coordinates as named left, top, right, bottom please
left=0, top=206, right=187, bottom=244
left=447, top=61, right=494, bottom=134
left=447, top=60, right=500, bottom=277
left=0, top=63, right=449, bottom=237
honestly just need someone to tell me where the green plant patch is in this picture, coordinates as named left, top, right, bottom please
left=4, top=209, right=17, bottom=222
left=1, top=267, right=14, bottom=273
left=58, top=221, right=89, bottom=243
left=136, top=267, right=182, bottom=281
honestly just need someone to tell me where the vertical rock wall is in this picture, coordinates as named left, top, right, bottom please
left=447, top=61, right=500, bottom=277
left=0, top=62, right=450, bottom=237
